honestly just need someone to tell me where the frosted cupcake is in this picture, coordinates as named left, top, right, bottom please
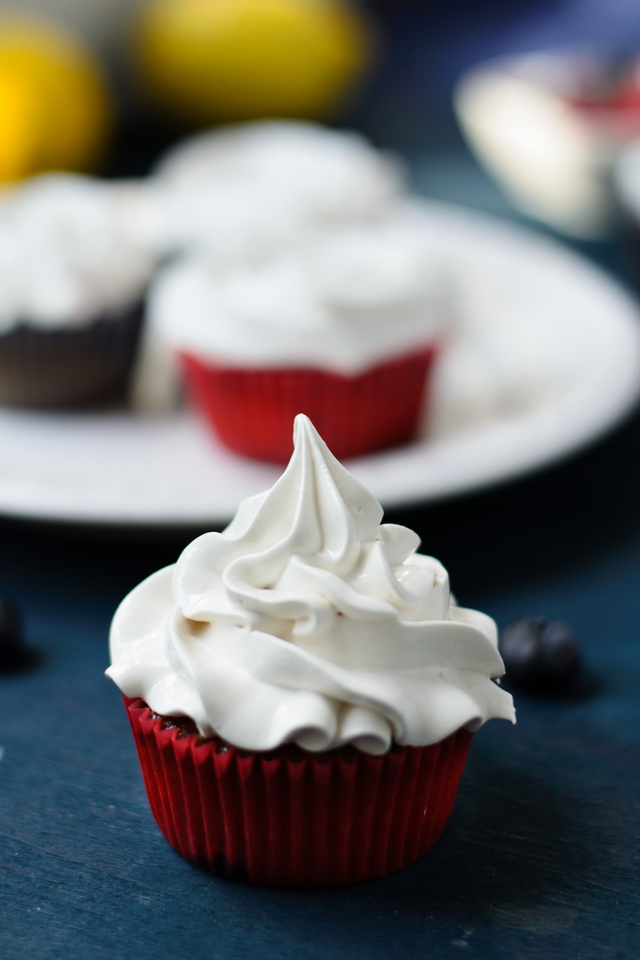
left=149, top=209, right=445, bottom=460
left=0, top=173, right=157, bottom=407
left=107, top=415, right=515, bottom=888
left=145, top=120, right=405, bottom=260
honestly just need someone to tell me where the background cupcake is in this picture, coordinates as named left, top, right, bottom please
left=148, top=207, right=447, bottom=460
left=144, top=120, right=406, bottom=261
left=0, top=172, right=157, bottom=407
left=107, top=415, right=515, bottom=888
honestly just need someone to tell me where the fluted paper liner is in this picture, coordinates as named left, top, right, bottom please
left=124, top=695, right=472, bottom=888
left=179, top=346, right=437, bottom=462
left=0, top=301, right=143, bottom=407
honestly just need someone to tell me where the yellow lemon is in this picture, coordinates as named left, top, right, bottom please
left=0, top=16, right=113, bottom=182
left=135, top=0, right=374, bottom=125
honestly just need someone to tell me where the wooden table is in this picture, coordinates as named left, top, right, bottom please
left=2, top=381, right=640, bottom=958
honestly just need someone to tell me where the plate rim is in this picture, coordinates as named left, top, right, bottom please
left=2, top=201, right=640, bottom=528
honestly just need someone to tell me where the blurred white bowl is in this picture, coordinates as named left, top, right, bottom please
left=454, top=51, right=640, bottom=239
left=615, top=137, right=640, bottom=227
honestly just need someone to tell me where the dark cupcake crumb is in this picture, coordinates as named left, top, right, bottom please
left=145, top=705, right=384, bottom=763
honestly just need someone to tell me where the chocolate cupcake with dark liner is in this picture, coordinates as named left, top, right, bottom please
left=0, top=173, right=157, bottom=408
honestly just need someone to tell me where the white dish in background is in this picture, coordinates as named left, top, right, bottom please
left=454, top=51, right=640, bottom=239
left=1, top=200, right=640, bottom=528
left=615, top=138, right=640, bottom=222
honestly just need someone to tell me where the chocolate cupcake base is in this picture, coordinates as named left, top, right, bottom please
left=0, top=301, right=144, bottom=408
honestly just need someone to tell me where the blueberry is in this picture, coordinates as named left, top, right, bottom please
left=0, top=599, right=30, bottom=670
left=499, top=617, right=580, bottom=690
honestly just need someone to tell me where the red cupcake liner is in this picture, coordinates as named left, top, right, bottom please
left=124, top=695, right=472, bottom=888
left=179, top=346, right=437, bottom=463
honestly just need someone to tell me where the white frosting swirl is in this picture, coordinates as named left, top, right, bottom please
left=149, top=209, right=445, bottom=373
left=147, top=120, right=405, bottom=259
left=0, top=174, right=157, bottom=331
left=108, top=416, right=514, bottom=754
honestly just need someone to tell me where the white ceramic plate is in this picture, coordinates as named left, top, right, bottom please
left=2, top=201, right=640, bottom=528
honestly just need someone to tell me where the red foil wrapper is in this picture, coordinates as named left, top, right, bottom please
left=179, top=346, right=437, bottom=463
left=124, top=695, right=472, bottom=888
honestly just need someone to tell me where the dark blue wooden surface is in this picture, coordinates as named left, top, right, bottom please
left=2, top=387, right=640, bottom=959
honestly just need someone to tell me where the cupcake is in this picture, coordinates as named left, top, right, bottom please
left=148, top=209, right=445, bottom=460
left=107, top=414, right=515, bottom=888
left=145, top=119, right=405, bottom=261
left=0, top=172, right=157, bottom=407
left=129, top=121, right=407, bottom=415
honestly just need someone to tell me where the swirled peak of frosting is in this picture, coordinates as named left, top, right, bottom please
left=108, top=416, right=515, bottom=754
left=148, top=120, right=405, bottom=258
